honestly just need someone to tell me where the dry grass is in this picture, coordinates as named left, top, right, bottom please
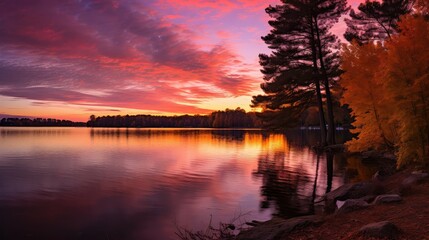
left=175, top=213, right=251, bottom=240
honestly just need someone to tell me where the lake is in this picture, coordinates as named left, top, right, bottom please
left=0, top=127, right=376, bottom=239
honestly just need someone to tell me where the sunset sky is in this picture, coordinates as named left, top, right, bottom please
left=0, top=0, right=364, bottom=121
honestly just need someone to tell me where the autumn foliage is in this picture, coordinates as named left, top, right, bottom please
left=341, top=15, right=429, bottom=167
left=341, top=42, right=396, bottom=152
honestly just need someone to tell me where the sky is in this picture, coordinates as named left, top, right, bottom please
left=0, top=0, right=364, bottom=121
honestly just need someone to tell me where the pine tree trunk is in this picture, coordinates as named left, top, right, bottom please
left=310, top=18, right=327, bottom=146
left=326, top=152, right=334, bottom=193
left=314, top=17, right=336, bottom=145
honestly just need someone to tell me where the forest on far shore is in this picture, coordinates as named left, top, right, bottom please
left=0, top=107, right=351, bottom=128
left=86, top=107, right=352, bottom=128
left=0, top=118, right=86, bottom=127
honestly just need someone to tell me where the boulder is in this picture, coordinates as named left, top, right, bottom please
left=358, top=195, right=376, bottom=203
left=236, top=215, right=323, bottom=240
left=324, top=182, right=382, bottom=213
left=372, top=194, right=402, bottom=205
left=336, top=200, right=346, bottom=209
left=403, top=172, right=429, bottom=185
left=336, top=199, right=369, bottom=214
left=336, top=195, right=375, bottom=209
left=358, top=221, right=400, bottom=239
left=412, top=170, right=428, bottom=175
left=400, top=172, right=429, bottom=194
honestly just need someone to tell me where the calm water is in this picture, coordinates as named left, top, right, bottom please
left=0, top=127, right=376, bottom=240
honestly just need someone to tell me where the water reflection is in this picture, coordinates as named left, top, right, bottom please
left=252, top=133, right=340, bottom=218
left=0, top=128, right=375, bottom=239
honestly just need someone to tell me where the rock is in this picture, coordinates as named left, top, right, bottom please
left=372, top=194, right=402, bottom=204
left=374, top=158, right=397, bottom=177
left=358, top=221, right=400, bottom=239
left=245, top=220, right=263, bottom=227
left=404, top=172, right=429, bottom=185
left=336, top=195, right=375, bottom=208
left=236, top=215, right=323, bottom=240
left=324, top=182, right=382, bottom=213
left=357, top=195, right=376, bottom=203
left=336, top=199, right=369, bottom=214
left=400, top=172, right=429, bottom=193
left=336, top=200, right=345, bottom=209
left=372, top=171, right=382, bottom=181
left=412, top=170, right=427, bottom=175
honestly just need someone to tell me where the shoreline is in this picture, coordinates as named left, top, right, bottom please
left=236, top=166, right=429, bottom=239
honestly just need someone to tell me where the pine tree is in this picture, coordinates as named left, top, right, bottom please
left=311, top=0, right=349, bottom=144
left=251, top=1, right=325, bottom=133
left=252, top=0, right=348, bottom=145
left=344, top=0, right=414, bottom=44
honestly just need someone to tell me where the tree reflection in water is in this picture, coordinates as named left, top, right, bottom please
left=252, top=131, right=369, bottom=219
left=253, top=149, right=315, bottom=218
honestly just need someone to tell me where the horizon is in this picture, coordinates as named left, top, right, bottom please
left=0, top=0, right=364, bottom=122
left=0, top=107, right=258, bottom=122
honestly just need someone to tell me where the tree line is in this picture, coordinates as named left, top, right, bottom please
left=87, top=108, right=263, bottom=128
left=0, top=118, right=86, bottom=127
left=0, top=107, right=352, bottom=129
left=254, top=0, right=428, bottom=167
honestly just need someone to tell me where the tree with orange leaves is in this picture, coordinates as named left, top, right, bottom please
left=340, top=42, right=397, bottom=152
left=416, top=0, right=429, bottom=15
left=341, top=14, right=429, bottom=167
left=382, top=15, right=429, bottom=167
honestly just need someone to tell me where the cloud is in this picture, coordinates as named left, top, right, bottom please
left=0, top=0, right=260, bottom=114
left=156, top=0, right=278, bottom=14
left=0, top=86, right=213, bottom=114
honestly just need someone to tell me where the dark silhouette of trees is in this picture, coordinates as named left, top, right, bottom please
left=344, top=0, right=414, bottom=44
left=87, top=108, right=262, bottom=128
left=0, top=110, right=262, bottom=128
left=87, top=114, right=211, bottom=128
left=251, top=2, right=322, bottom=131
left=0, top=118, right=85, bottom=126
left=210, top=108, right=260, bottom=128
left=311, top=0, right=349, bottom=145
left=252, top=0, right=348, bottom=146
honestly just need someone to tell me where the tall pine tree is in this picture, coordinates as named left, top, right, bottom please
left=344, top=0, right=414, bottom=44
left=252, top=0, right=348, bottom=145
left=311, top=0, right=349, bottom=144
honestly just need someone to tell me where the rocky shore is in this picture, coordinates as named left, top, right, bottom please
left=237, top=168, right=429, bottom=240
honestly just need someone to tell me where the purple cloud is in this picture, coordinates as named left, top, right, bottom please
left=0, top=0, right=260, bottom=114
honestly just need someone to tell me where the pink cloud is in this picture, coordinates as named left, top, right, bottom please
left=216, top=30, right=232, bottom=39
left=0, top=0, right=366, bottom=117
left=0, top=0, right=261, bottom=114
